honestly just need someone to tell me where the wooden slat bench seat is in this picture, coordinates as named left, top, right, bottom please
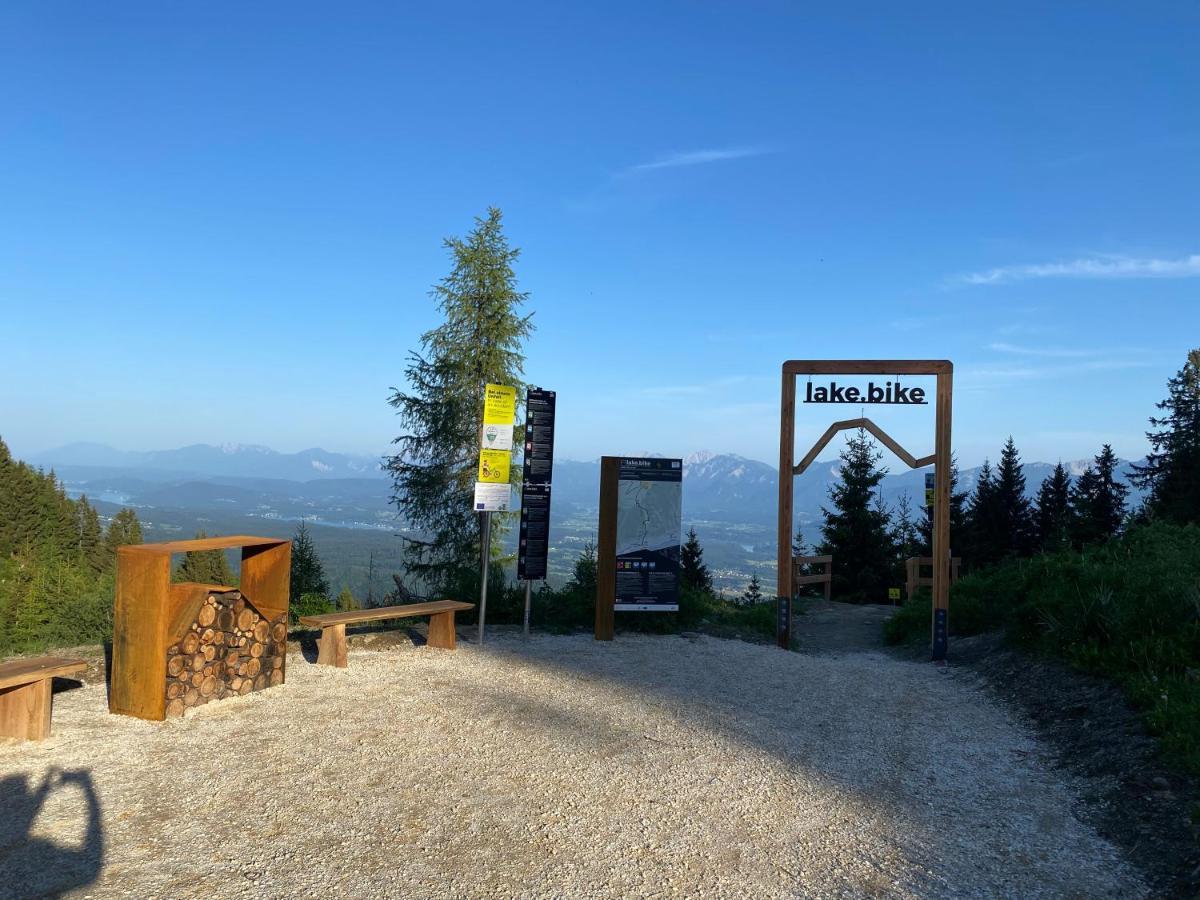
left=299, top=601, right=475, bottom=668
left=0, top=656, right=88, bottom=742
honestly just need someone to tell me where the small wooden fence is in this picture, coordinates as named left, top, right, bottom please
left=792, top=554, right=832, bottom=601
left=905, top=556, right=962, bottom=602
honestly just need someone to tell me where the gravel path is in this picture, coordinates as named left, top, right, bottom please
left=0, top=633, right=1146, bottom=898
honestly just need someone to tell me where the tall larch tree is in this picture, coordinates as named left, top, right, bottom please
left=385, top=208, right=533, bottom=597
left=1131, top=349, right=1200, bottom=524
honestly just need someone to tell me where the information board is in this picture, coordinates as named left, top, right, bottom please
left=614, top=458, right=682, bottom=612
left=518, top=387, right=557, bottom=581
left=474, top=383, right=516, bottom=505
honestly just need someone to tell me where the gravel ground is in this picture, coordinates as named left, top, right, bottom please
left=0, top=633, right=1148, bottom=899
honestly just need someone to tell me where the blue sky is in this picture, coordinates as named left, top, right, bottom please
left=2, top=2, right=1197, bottom=469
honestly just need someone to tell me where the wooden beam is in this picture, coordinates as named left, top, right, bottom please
left=120, top=535, right=288, bottom=555
left=931, top=368, right=954, bottom=660
left=777, top=369, right=796, bottom=637
left=783, top=360, right=952, bottom=376
left=794, top=417, right=934, bottom=474
left=594, top=456, right=620, bottom=641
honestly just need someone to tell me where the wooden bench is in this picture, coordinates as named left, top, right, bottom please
left=0, top=657, right=88, bottom=742
left=299, top=600, right=475, bottom=668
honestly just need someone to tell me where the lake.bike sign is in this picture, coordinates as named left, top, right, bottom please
left=804, top=381, right=928, bottom=405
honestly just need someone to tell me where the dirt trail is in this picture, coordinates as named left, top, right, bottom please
left=792, top=599, right=900, bottom=654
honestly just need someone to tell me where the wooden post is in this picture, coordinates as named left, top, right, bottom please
left=822, top=558, right=832, bottom=602
left=428, top=611, right=457, bottom=650
left=0, top=680, right=52, bottom=742
left=594, top=456, right=620, bottom=641
left=931, top=368, right=953, bottom=660
left=776, top=369, right=796, bottom=648
left=316, top=624, right=349, bottom=668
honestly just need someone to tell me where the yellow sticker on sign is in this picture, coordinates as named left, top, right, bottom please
left=477, top=449, right=510, bottom=484
left=483, top=384, right=516, bottom=425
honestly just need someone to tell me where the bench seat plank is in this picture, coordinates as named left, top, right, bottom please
left=298, top=600, right=473, bottom=628
left=0, top=657, right=88, bottom=692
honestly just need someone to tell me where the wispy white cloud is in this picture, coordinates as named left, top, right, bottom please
left=619, top=146, right=774, bottom=177
left=987, top=342, right=1093, bottom=358
left=951, top=254, right=1200, bottom=286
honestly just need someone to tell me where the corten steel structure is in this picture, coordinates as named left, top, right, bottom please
left=778, top=360, right=953, bottom=659
left=110, top=535, right=291, bottom=721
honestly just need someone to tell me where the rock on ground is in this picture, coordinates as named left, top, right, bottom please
left=0, top=633, right=1147, bottom=898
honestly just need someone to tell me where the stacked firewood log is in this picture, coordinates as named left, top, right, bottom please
left=164, top=590, right=287, bottom=717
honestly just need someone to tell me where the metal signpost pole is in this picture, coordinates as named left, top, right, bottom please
left=522, top=580, right=532, bottom=637
left=478, top=510, right=491, bottom=645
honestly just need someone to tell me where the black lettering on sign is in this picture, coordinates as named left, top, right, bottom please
left=804, top=380, right=929, bottom=405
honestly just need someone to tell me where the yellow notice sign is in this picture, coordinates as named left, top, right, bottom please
left=483, top=384, right=516, bottom=425
left=478, top=449, right=510, bottom=484
left=888, top=587, right=901, bottom=601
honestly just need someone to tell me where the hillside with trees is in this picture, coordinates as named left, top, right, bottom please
left=0, top=436, right=144, bottom=653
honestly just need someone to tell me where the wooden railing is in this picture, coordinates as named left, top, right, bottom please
left=792, top=554, right=832, bottom=601
left=905, top=556, right=962, bottom=602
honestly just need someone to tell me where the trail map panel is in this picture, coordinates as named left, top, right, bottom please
left=615, top=458, right=682, bottom=612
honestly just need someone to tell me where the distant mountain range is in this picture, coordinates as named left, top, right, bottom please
left=31, top=442, right=1145, bottom=532
left=30, top=442, right=383, bottom=482
left=28, top=441, right=1145, bottom=591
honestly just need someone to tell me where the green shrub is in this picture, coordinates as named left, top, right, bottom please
left=290, top=592, right=335, bottom=623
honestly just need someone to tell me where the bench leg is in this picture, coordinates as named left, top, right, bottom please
left=427, top=611, right=457, bottom=650
left=316, top=624, right=349, bottom=668
left=0, top=679, right=53, bottom=742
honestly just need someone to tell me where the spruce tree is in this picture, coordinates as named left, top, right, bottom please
left=680, top=527, right=713, bottom=593
left=385, top=208, right=533, bottom=596
left=567, top=538, right=598, bottom=596
left=1034, top=463, right=1073, bottom=551
left=75, top=496, right=105, bottom=573
left=1071, top=445, right=1129, bottom=545
left=289, top=522, right=329, bottom=602
left=1131, top=349, right=1200, bottom=524
left=891, top=491, right=922, bottom=571
left=817, top=429, right=893, bottom=602
left=963, top=460, right=1001, bottom=567
left=991, top=437, right=1035, bottom=558
left=173, top=530, right=235, bottom=585
left=104, top=508, right=144, bottom=558
left=741, top=572, right=764, bottom=606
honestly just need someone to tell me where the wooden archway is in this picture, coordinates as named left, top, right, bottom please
left=778, top=360, right=953, bottom=659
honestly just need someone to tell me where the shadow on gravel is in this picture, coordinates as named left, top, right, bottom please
left=0, top=767, right=105, bottom=899
left=465, top=632, right=1125, bottom=897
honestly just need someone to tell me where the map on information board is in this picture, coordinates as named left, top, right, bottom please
left=614, top=458, right=682, bottom=612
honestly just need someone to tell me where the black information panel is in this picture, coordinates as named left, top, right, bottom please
left=518, top=388, right=556, bottom=581
left=614, top=458, right=682, bottom=612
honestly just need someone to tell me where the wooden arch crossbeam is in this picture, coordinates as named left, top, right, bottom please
left=794, top=417, right=935, bottom=475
